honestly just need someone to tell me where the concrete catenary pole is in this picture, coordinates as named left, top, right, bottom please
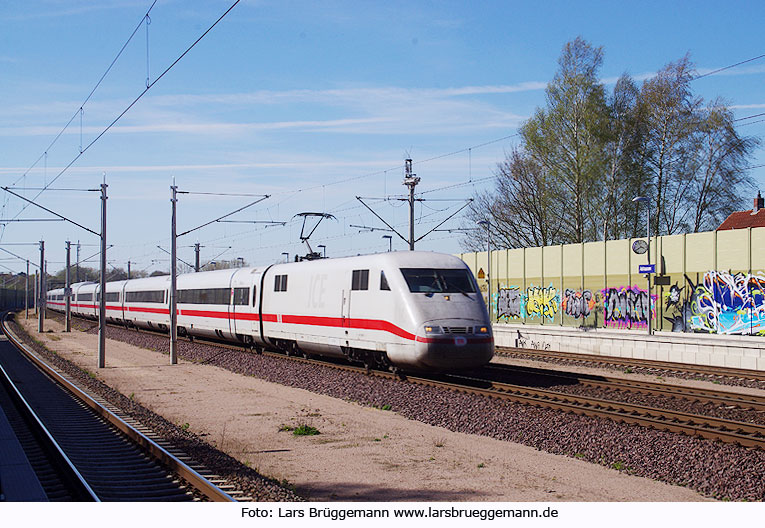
left=38, top=241, right=44, bottom=332
left=404, top=159, right=420, bottom=251
left=170, top=182, right=178, bottom=365
left=65, top=241, right=71, bottom=332
left=98, top=182, right=107, bottom=368
left=25, top=260, right=29, bottom=319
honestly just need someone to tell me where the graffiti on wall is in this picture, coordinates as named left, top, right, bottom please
left=525, top=284, right=560, bottom=320
left=561, top=288, right=596, bottom=319
left=601, top=286, right=655, bottom=328
left=496, top=287, right=523, bottom=319
left=664, top=271, right=765, bottom=335
left=494, top=285, right=596, bottom=321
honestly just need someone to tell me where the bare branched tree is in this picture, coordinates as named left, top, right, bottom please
left=463, top=149, right=565, bottom=251
left=464, top=42, right=760, bottom=250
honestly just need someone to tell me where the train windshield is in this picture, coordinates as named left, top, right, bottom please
left=399, top=268, right=476, bottom=294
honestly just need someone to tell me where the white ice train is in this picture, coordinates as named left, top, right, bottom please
left=46, top=251, right=494, bottom=371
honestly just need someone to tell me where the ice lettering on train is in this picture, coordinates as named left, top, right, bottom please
left=308, top=274, right=328, bottom=309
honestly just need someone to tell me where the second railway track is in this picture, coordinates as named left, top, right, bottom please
left=157, top=320, right=765, bottom=449
left=1, top=313, right=238, bottom=501
left=34, top=311, right=765, bottom=451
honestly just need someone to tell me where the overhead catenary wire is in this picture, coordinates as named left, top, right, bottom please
left=693, top=52, right=765, bottom=81
left=12, top=0, right=159, bottom=189
left=16, top=37, right=765, bottom=269
left=6, top=0, right=242, bottom=225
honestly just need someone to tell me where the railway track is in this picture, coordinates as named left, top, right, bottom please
left=258, top=346, right=765, bottom=449
left=426, top=371, right=765, bottom=449
left=243, top=341, right=765, bottom=449
left=498, top=346, right=765, bottom=383
left=484, top=363, right=765, bottom=412
left=37, top=311, right=765, bottom=450
left=1, top=314, right=239, bottom=502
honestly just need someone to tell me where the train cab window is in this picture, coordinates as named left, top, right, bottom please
left=399, top=268, right=476, bottom=294
left=380, top=271, right=390, bottom=291
left=351, top=269, right=369, bottom=291
left=274, top=274, right=288, bottom=292
left=233, top=287, right=249, bottom=306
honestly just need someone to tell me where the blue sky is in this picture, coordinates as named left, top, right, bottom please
left=2, top=0, right=765, bottom=275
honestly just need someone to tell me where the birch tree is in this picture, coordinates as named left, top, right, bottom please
left=521, top=37, right=610, bottom=243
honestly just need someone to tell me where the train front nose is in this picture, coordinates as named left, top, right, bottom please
left=414, top=321, right=494, bottom=370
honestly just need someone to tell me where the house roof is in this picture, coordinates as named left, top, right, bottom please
left=717, top=208, right=765, bottom=230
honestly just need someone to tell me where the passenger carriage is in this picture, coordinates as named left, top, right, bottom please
left=44, top=252, right=493, bottom=372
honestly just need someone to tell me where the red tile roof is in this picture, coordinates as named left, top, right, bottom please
left=717, top=208, right=765, bottom=230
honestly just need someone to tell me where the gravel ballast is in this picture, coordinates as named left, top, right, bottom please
left=61, top=319, right=765, bottom=502
left=8, top=316, right=301, bottom=502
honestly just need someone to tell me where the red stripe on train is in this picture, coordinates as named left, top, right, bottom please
left=55, top=305, right=482, bottom=344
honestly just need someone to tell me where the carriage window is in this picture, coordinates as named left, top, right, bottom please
left=399, top=268, right=476, bottom=294
left=78, top=293, right=93, bottom=302
left=351, top=269, right=369, bottom=291
left=252, top=286, right=258, bottom=306
left=233, top=287, right=249, bottom=306
left=96, top=292, right=119, bottom=302
left=274, top=274, right=288, bottom=292
left=380, top=271, right=390, bottom=291
left=125, top=290, right=164, bottom=303
left=178, top=288, right=230, bottom=304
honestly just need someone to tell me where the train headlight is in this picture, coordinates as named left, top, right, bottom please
left=424, top=325, right=443, bottom=335
left=474, top=326, right=490, bottom=335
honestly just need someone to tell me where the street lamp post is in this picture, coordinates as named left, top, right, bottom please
left=318, top=245, right=326, bottom=258
left=281, top=252, right=289, bottom=263
left=632, top=196, right=651, bottom=336
left=477, top=220, right=491, bottom=322
left=382, top=235, right=392, bottom=252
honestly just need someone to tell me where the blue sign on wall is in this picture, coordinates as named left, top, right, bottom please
left=638, top=264, right=655, bottom=274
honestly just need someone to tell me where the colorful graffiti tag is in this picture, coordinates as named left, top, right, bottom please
left=489, top=270, right=765, bottom=336
left=665, top=271, right=765, bottom=335
left=525, top=284, right=560, bottom=320
left=495, top=285, right=595, bottom=321
left=496, top=287, right=522, bottom=319
left=561, top=288, right=596, bottom=319
left=601, top=286, right=655, bottom=328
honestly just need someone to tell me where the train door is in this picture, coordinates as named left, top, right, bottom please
left=341, top=288, right=350, bottom=327
left=229, top=271, right=239, bottom=338
left=230, top=268, right=257, bottom=341
left=348, top=269, right=369, bottom=324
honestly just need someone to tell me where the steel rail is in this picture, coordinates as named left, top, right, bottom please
left=197, top=338, right=765, bottom=449
left=47, top=311, right=765, bottom=450
left=1, top=314, right=236, bottom=502
left=425, top=372, right=765, bottom=448
left=499, top=346, right=765, bottom=382
left=0, top=358, right=99, bottom=501
left=485, top=363, right=765, bottom=411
